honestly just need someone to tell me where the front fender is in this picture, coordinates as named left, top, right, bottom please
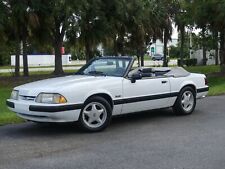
left=84, top=89, right=114, bottom=102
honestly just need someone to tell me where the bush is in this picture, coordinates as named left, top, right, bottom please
left=0, top=54, right=10, bottom=66
left=178, top=58, right=197, bottom=67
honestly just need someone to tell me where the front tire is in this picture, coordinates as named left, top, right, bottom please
left=79, top=96, right=112, bottom=132
left=173, top=86, right=196, bottom=115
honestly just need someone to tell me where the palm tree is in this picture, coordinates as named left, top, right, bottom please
left=76, top=0, right=110, bottom=61
left=4, top=0, right=39, bottom=76
left=10, top=0, right=30, bottom=76
left=34, top=0, right=75, bottom=75
left=1, top=1, right=20, bottom=76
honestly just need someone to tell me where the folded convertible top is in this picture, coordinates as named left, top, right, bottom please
left=131, top=67, right=190, bottom=78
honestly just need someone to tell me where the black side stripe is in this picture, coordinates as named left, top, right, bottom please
left=114, top=92, right=179, bottom=105
left=197, top=87, right=209, bottom=93
left=29, top=104, right=83, bottom=112
left=113, top=87, right=208, bottom=105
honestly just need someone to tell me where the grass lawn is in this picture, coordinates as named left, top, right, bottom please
left=207, top=76, right=225, bottom=95
left=185, top=65, right=220, bottom=74
left=0, top=87, right=24, bottom=125
left=0, top=65, right=225, bottom=126
left=185, top=65, right=225, bottom=95
left=0, top=72, right=75, bottom=126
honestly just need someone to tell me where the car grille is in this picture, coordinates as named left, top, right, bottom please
left=19, top=95, right=36, bottom=101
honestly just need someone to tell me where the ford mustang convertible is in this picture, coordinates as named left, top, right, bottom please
left=6, top=57, right=208, bottom=132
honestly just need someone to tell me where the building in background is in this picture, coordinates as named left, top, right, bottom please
left=11, top=54, right=72, bottom=67
left=147, top=38, right=178, bottom=56
left=191, top=49, right=218, bottom=65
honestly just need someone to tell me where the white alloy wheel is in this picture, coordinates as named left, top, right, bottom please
left=173, top=86, right=196, bottom=115
left=181, top=91, right=194, bottom=112
left=82, top=102, right=107, bottom=129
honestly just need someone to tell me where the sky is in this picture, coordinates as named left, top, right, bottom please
left=171, top=24, right=201, bottom=39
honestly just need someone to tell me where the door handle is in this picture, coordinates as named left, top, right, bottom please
left=161, top=80, right=168, bottom=84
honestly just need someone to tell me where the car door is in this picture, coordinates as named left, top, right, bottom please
left=120, top=77, right=171, bottom=114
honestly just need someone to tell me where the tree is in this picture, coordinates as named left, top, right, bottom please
left=4, top=0, right=40, bottom=77
left=35, top=0, right=76, bottom=75
left=0, top=1, right=20, bottom=76
left=173, top=0, right=192, bottom=67
left=10, top=0, right=29, bottom=76
left=126, top=0, right=173, bottom=66
left=151, top=0, right=175, bottom=67
left=102, top=0, right=128, bottom=56
left=77, top=0, right=110, bottom=61
left=206, top=0, right=225, bottom=71
left=190, top=0, right=214, bottom=66
left=190, top=0, right=225, bottom=72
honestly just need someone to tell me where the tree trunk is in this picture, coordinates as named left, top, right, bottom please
left=113, top=37, right=118, bottom=56
left=22, top=37, right=29, bottom=77
left=180, top=26, right=185, bottom=67
left=85, top=38, right=93, bottom=62
left=220, top=31, right=225, bottom=73
left=136, top=50, right=140, bottom=67
left=202, top=27, right=207, bottom=66
left=15, top=42, right=20, bottom=77
left=54, top=40, right=64, bottom=75
left=117, top=27, right=126, bottom=56
left=53, top=18, right=65, bottom=75
left=140, top=55, right=144, bottom=67
left=163, top=30, right=168, bottom=67
left=214, top=31, right=219, bottom=65
left=137, top=56, right=140, bottom=67
left=215, top=42, right=219, bottom=65
left=140, top=47, right=144, bottom=67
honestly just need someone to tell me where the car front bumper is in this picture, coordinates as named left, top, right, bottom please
left=6, top=99, right=82, bottom=123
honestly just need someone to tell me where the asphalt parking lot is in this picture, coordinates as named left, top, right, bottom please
left=1, top=95, right=225, bottom=169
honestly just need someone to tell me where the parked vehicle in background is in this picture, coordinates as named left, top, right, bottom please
left=152, top=54, right=163, bottom=61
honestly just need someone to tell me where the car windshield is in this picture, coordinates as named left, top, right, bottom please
left=76, top=57, right=132, bottom=77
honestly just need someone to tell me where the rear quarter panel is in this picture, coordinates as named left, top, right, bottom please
left=169, top=73, right=208, bottom=100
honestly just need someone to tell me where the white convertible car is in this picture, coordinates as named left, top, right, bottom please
left=7, top=57, right=208, bottom=131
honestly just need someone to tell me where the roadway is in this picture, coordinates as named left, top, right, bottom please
left=0, top=95, right=225, bottom=169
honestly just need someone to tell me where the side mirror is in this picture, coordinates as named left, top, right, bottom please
left=130, top=73, right=142, bottom=83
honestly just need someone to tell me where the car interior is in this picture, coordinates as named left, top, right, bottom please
left=128, top=67, right=190, bottom=79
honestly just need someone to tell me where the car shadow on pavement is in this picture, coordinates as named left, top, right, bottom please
left=112, top=108, right=175, bottom=124
left=2, top=108, right=179, bottom=138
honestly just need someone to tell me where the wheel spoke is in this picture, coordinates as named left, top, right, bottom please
left=88, top=117, right=94, bottom=124
left=83, top=110, right=91, bottom=116
left=187, top=93, right=191, bottom=101
left=97, top=109, right=104, bottom=115
left=96, top=118, right=103, bottom=124
left=92, top=104, right=98, bottom=111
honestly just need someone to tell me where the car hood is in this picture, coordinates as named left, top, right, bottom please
left=15, top=75, right=117, bottom=96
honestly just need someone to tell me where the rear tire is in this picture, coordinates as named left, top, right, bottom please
left=173, top=86, right=196, bottom=115
left=78, top=96, right=112, bottom=132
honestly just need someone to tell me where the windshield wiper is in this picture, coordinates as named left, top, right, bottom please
left=88, top=71, right=107, bottom=76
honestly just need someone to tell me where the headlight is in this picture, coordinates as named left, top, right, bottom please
left=36, top=93, right=67, bottom=104
left=10, top=90, right=19, bottom=100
